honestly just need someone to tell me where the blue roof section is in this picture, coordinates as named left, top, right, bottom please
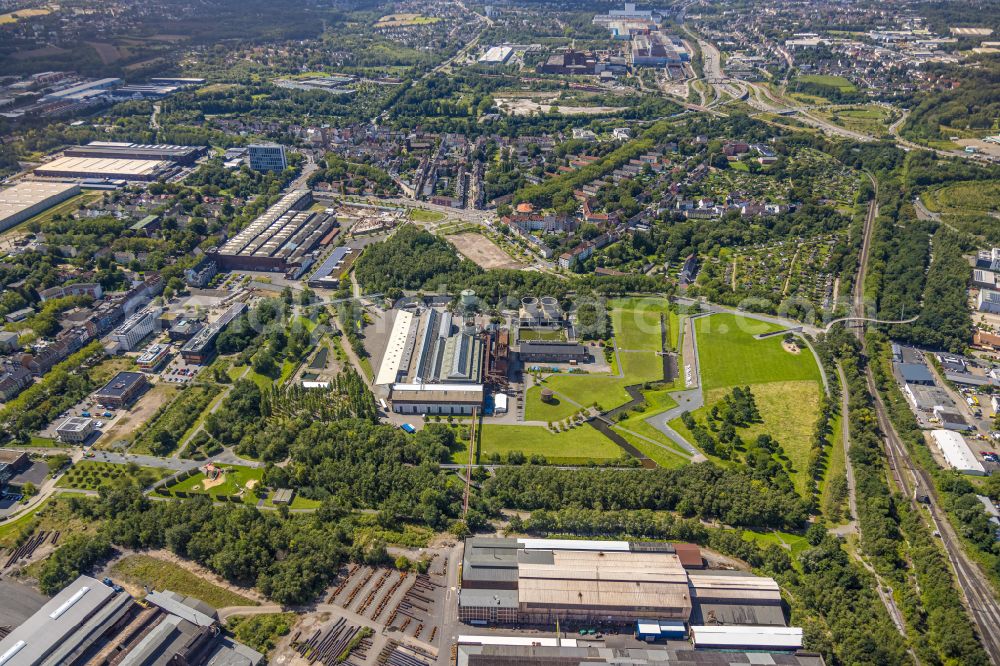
left=899, top=362, right=934, bottom=383
left=310, top=247, right=351, bottom=282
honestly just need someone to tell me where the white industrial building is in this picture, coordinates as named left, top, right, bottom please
left=109, top=309, right=158, bottom=352
left=376, top=310, right=417, bottom=386
left=690, top=625, right=803, bottom=651
left=479, top=46, right=514, bottom=64
left=0, top=181, right=81, bottom=232
left=930, top=429, right=986, bottom=475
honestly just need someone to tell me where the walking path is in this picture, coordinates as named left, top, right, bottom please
left=642, top=313, right=707, bottom=459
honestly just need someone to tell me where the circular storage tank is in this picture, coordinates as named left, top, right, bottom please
left=461, top=289, right=478, bottom=308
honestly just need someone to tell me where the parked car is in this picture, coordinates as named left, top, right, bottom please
left=400, top=423, right=417, bottom=434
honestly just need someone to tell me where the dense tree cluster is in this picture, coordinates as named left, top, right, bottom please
left=816, top=328, right=990, bottom=664
left=266, top=421, right=465, bottom=529
left=484, top=463, right=809, bottom=529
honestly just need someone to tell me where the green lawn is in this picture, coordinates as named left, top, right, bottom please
left=479, top=424, right=623, bottom=464
left=545, top=373, right=632, bottom=410
left=408, top=208, right=446, bottom=223
left=796, top=74, right=856, bottom=92
left=0, top=500, right=48, bottom=547
left=18, top=436, right=61, bottom=448
left=167, top=464, right=264, bottom=502
left=57, top=461, right=171, bottom=490
left=665, top=313, right=826, bottom=495
left=111, top=554, right=258, bottom=608
left=695, top=314, right=821, bottom=390
left=524, top=384, right=580, bottom=422
left=743, top=529, right=811, bottom=561
left=517, top=328, right=566, bottom=342
left=619, top=351, right=665, bottom=384
left=610, top=297, right=672, bottom=351
left=617, top=431, right=688, bottom=469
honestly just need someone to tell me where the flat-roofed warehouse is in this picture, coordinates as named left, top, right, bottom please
left=459, top=538, right=785, bottom=627
left=213, top=189, right=335, bottom=272
left=0, top=181, right=80, bottom=232
left=33, top=156, right=172, bottom=182
left=517, top=549, right=692, bottom=623
left=456, top=643, right=825, bottom=666
left=62, top=141, right=208, bottom=165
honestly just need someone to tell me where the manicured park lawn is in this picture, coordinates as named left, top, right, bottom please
left=618, top=432, right=688, bottom=469
left=168, top=465, right=264, bottom=501
left=610, top=297, right=671, bottom=351
left=665, top=313, right=826, bottom=495
left=479, top=424, right=623, bottom=464
left=695, top=314, right=821, bottom=390
left=544, top=373, right=633, bottom=410
left=111, top=554, right=257, bottom=608
left=408, top=208, right=445, bottom=223
left=619, top=351, right=664, bottom=384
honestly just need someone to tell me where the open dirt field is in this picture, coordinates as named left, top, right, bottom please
left=495, top=97, right=624, bottom=117
left=87, top=42, right=122, bottom=65
left=96, top=383, right=177, bottom=450
left=450, top=232, right=524, bottom=270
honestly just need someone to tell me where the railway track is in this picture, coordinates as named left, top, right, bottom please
left=852, top=175, right=1000, bottom=664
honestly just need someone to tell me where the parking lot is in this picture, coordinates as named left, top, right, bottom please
left=36, top=396, right=127, bottom=445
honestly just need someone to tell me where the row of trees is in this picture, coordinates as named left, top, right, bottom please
left=483, top=462, right=810, bottom=529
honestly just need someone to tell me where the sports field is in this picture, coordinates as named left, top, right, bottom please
left=479, top=424, right=623, bottom=465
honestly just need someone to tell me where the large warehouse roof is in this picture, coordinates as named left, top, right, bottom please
left=0, top=181, right=80, bottom=230
left=0, top=575, right=129, bottom=666
left=690, top=625, right=803, bottom=650
left=376, top=310, right=415, bottom=385
left=517, top=550, right=690, bottom=612
left=34, top=156, right=169, bottom=178
left=931, top=429, right=985, bottom=474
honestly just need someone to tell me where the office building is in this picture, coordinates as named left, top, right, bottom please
left=0, top=449, right=31, bottom=492
left=180, top=302, right=248, bottom=364
left=248, top=144, right=287, bottom=172
left=55, top=416, right=96, bottom=443
left=109, top=309, right=158, bottom=352
left=978, top=288, right=1000, bottom=314
left=94, top=371, right=148, bottom=408
left=136, top=342, right=171, bottom=371
left=0, top=181, right=81, bottom=233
